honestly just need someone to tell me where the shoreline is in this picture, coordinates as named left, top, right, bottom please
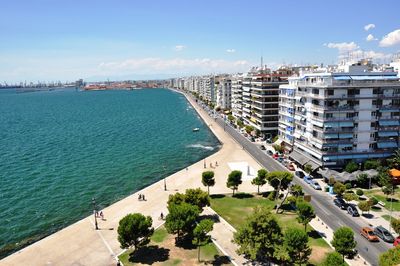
left=2, top=87, right=266, bottom=266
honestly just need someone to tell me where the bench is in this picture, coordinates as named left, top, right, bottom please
left=378, top=201, right=386, bottom=207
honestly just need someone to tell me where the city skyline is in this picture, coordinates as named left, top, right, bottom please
left=1, top=0, right=400, bottom=83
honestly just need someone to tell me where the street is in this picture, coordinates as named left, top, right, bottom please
left=212, top=114, right=389, bottom=266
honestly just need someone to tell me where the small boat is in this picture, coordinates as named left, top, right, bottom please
left=193, top=128, right=200, bottom=132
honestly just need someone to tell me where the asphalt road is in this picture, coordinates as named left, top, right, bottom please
left=211, top=115, right=389, bottom=266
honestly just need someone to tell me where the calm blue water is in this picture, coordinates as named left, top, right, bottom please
left=0, top=88, right=220, bottom=256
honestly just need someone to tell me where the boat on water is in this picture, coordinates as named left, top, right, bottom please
left=192, top=128, right=200, bottom=132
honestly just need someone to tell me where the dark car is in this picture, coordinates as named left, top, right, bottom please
left=347, top=204, right=360, bottom=217
left=266, top=138, right=272, bottom=144
left=295, top=171, right=305, bottom=178
left=334, top=198, right=348, bottom=210
left=250, top=137, right=255, bottom=142
left=267, top=150, right=273, bottom=156
left=260, top=145, right=266, bottom=150
left=374, top=226, right=395, bottom=243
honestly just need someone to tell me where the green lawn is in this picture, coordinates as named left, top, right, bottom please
left=382, top=214, right=396, bottom=222
left=118, top=226, right=231, bottom=265
left=363, top=189, right=400, bottom=211
left=210, top=193, right=332, bottom=265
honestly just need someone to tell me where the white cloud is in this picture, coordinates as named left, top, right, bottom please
left=98, top=57, right=251, bottom=75
left=174, top=45, right=186, bottom=51
left=226, top=49, right=236, bottom=53
left=364, top=24, right=375, bottom=31
left=366, top=34, right=377, bottom=42
left=339, top=50, right=392, bottom=60
left=379, top=29, right=400, bottom=47
left=324, top=42, right=359, bottom=52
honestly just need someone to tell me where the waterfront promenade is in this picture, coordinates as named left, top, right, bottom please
left=1, top=90, right=264, bottom=266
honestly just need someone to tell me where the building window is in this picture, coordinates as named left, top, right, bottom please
left=312, top=88, right=319, bottom=95
left=370, top=133, right=375, bottom=138
left=371, top=111, right=376, bottom=117
left=327, top=90, right=334, bottom=96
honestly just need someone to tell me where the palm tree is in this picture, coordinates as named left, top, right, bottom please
left=388, top=149, right=400, bottom=169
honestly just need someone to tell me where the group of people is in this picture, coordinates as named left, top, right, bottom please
left=95, top=211, right=104, bottom=220
left=138, top=194, right=146, bottom=201
left=209, top=161, right=218, bottom=169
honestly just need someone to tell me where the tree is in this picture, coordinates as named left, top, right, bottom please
left=251, top=169, right=268, bottom=194
left=358, top=201, right=371, bottom=214
left=304, top=164, right=313, bottom=174
left=165, top=202, right=200, bottom=242
left=343, top=192, right=356, bottom=202
left=291, top=184, right=304, bottom=198
left=331, top=226, right=357, bottom=262
left=234, top=207, right=282, bottom=262
left=333, top=182, right=346, bottom=197
left=284, top=228, right=311, bottom=265
left=184, top=188, right=210, bottom=212
left=296, top=201, right=316, bottom=232
left=227, top=114, right=235, bottom=122
left=322, top=252, right=346, bottom=266
left=356, top=189, right=364, bottom=196
left=345, top=161, right=359, bottom=173
left=167, top=188, right=210, bottom=212
left=267, top=171, right=294, bottom=212
left=245, top=125, right=254, bottom=134
left=357, top=173, right=370, bottom=188
left=391, top=218, right=400, bottom=235
left=379, top=169, right=398, bottom=200
left=201, top=171, right=215, bottom=195
left=227, top=170, right=242, bottom=195
left=388, top=149, right=400, bottom=170
left=236, top=118, right=244, bottom=128
left=192, top=219, right=214, bottom=262
left=379, top=246, right=400, bottom=266
left=364, top=159, right=380, bottom=170
left=117, top=213, right=154, bottom=250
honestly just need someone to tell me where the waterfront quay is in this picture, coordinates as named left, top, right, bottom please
left=0, top=89, right=263, bottom=266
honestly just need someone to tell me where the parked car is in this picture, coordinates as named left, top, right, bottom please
left=277, top=157, right=284, bottom=163
left=273, top=153, right=279, bottom=159
left=287, top=163, right=295, bottom=171
left=333, top=198, right=348, bottom=209
left=374, top=226, right=395, bottom=243
left=394, top=237, right=400, bottom=247
left=303, top=175, right=312, bottom=184
left=310, top=181, right=322, bottom=190
left=347, top=204, right=360, bottom=217
left=260, top=145, right=266, bottom=150
left=266, top=138, right=272, bottom=144
left=295, top=171, right=305, bottom=178
left=250, top=137, right=255, bottom=142
left=267, top=150, right=274, bottom=156
left=360, top=227, right=379, bottom=242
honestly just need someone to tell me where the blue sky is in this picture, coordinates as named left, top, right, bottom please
left=1, top=0, right=400, bottom=83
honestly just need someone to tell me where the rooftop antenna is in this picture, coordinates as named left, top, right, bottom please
left=261, top=56, right=264, bottom=70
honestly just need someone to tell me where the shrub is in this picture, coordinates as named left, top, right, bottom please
left=369, top=197, right=379, bottom=206
left=287, top=196, right=297, bottom=206
left=267, top=191, right=277, bottom=201
left=272, top=135, right=279, bottom=143
left=356, top=189, right=364, bottom=196
left=364, top=159, right=380, bottom=170
left=345, top=183, right=352, bottom=190
left=345, top=161, right=359, bottom=173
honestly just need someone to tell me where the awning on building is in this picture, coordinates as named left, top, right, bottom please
left=289, top=150, right=322, bottom=170
left=378, top=131, right=399, bottom=137
left=379, top=120, right=400, bottom=126
left=377, top=142, right=398, bottom=148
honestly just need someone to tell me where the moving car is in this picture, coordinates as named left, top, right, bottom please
left=394, top=236, right=400, bottom=247
left=303, top=175, right=312, bottom=184
left=333, top=198, right=348, bottom=209
left=360, top=227, right=379, bottom=242
left=267, top=150, right=273, bottom=156
left=374, top=226, right=395, bottom=243
left=260, top=145, right=266, bottom=150
left=295, top=171, right=305, bottom=178
left=347, top=204, right=360, bottom=217
left=310, top=181, right=321, bottom=190
left=286, top=163, right=295, bottom=171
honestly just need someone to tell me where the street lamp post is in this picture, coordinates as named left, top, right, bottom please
left=389, top=183, right=394, bottom=234
left=163, top=165, right=167, bottom=191
left=92, top=197, right=98, bottom=230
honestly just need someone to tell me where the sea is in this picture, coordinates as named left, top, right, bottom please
left=0, top=88, right=220, bottom=257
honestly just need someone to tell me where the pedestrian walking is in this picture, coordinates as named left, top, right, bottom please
left=215, top=161, right=218, bottom=167
left=160, top=212, right=164, bottom=220
left=100, top=211, right=104, bottom=220
left=143, top=194, right=146, bottom=201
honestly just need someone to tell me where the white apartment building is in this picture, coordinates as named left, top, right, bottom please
left=216, top=78, right=232, bottom=110
left=232, top=74, right=243, bottom=119
left=279, top=60, right=400, bottom=169
left=241, top=67, right=290, bottom=137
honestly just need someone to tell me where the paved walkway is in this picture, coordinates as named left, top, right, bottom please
left=1, top=90, right=265, bottom=266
